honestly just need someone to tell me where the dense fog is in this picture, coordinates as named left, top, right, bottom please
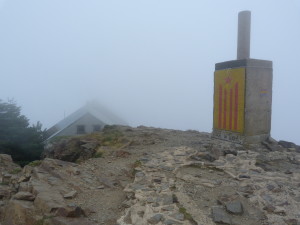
left=0, top=0, right=299, bottom=144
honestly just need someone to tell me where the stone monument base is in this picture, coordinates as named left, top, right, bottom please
left=212, top=129, right=270, bottom=144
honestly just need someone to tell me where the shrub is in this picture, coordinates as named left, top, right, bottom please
left=0, top=100, right=46, bottom=166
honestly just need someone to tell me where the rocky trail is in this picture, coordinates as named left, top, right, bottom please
left=0, top=126, right=300, bottom=225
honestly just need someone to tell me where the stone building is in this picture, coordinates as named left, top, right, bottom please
left=46, top=102, right=127, bottom=141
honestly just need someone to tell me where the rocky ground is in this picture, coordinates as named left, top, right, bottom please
left=0, top=125, right=300, bottom=225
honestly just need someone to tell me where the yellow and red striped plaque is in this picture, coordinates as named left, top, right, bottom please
left=213, top=68, right=245, bottom=133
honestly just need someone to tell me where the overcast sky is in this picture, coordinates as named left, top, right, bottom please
left=0, top=0, right=299, bottom=144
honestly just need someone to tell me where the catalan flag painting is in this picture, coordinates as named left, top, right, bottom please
left=213, top=68, right=245, bottom=133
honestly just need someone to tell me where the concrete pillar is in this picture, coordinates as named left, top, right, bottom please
left=212, top=11, right=273, bottom=144
left=237, top=11, right=251, bottom=60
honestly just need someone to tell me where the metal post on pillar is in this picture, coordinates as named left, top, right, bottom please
left=237, top=11, right=251, bottom=60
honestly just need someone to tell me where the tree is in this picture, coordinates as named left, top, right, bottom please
left=0, top=99, right=46, bottom=166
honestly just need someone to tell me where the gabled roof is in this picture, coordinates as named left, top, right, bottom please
left=46, top=102, right=127, bottom=140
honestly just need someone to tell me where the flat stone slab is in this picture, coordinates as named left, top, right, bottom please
left=225, top=200, right=244, bottom=215
left=212, top=206, right=232, bottom=224
left=13, top=192, right=35, bottom=201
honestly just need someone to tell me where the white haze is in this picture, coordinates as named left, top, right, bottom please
left=0, top=0, right=299, bottom=144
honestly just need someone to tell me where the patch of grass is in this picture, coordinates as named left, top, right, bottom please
left=133, top=160, right=142, bottom=168
left=131, top=160, right=143, bottom=176
left=94, top=151, right=104, bottom=158
left=131, top=168, right=138, bottom=176
left=16, top=160, right=31, bottom=167
left=10, top=168, right=22, bottom=174
left=179, top=206, right=195, bottom=222
left=33, top=215, right=55, bottom=225
left=170, top=184, right=176, bottom=191
left=0, top=182, right=9, bottom=185
left=172, top=193, right=179, bottom=203
left=27, top=160, right=42, bottom=167
left=93, top=147, right=106, bottom=158
left=75, top=158, right=83, bottom=164
left=100, top=126, right=127, bottom=147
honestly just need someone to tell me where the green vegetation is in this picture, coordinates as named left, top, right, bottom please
left=10, top=168, right=22, bottom=174
left=100, top=125, right=127, bottom=147
left=93, top=149, right=105, bottom=158
left=33, top=215, right=55, bottom=225
left=133, top=160, right=142, bottom=168
left=27, top=160, right=42, bottom=167
left=102, top=132, right=123, bottom=146
left=131, top=160, right=142, bottom=176
left=178, top=206, right=196, bottom=224
left=170, top=184, right=176, bottom=191
left=0, top=182, right=9, bottom=185
left=0, top=99, right=46, bottom=166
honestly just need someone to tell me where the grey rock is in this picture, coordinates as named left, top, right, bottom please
left=294, top=196, right=300, bottom=202
left=147, top=214, right=163, bottom=224
left=238, top=174, right=251, bottom=179
left=261, top=194, right=273, bottom=203
left=161, top=183, right=169, bottom=191
left=139, top=157, right=150, bottom=163
left=18, top=182, right=31, bottom=192
left=146, top=197, right=157, bottom=203
left=131, top=183, right=146, bottom=191
left=223, top=150, right=237, bottom=156
left=212, top=206, right=232, bottom=224
left=163, top=219, right=182, bottom=225
left=278, top=140, right=297, bottom=149
left=161, top=195, right=173, bottom=205
left=159, top=165, right=174, bottom=171
left=238, top=185, right=254, bottom=194
left=285, top=169, right=293, bottom=174
left=152, top=178, right=162, bottom=184
left=55, top=204, right=85, bottom=218
left=262, top=141, right=277, bottom=151
left=135, top=172, right=145, bottom=177
left=0, top=189, right=10, bottom=200
left=284, top=218, right=300, bottom=225
left=266, top=184, right=276, bottom=191
left=161, top=205, right=174, bottom=211
left=121, top=200, right=132, bottom=208
left=225, top=201, right=243, bottom=215
left=263, top=204, right=275, bottom=213
left=170, top=213, right=184, bottom=221
left=3, top=173, right=12, bottom=179
left=190, top=152, right=216, bottom=162
left=18, top=175, right=30, bottom=183
left=63, top=190, right=77, bottom=199
left=152, top=202, right=160, bottom=207
left=137, top=210, right=145, bottom=217
left=13, top=192, right=35, bottom=201
left=274, top=206, right=286, bottom=215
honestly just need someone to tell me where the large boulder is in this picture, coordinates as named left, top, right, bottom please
left=0, top=154, right=22, bottom=184
left=42, top=138, right=99, bottom=162
left=1, top=200, right=38, bottom=225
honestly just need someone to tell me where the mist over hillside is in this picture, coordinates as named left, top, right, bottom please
left=0, top=1, right=299, bottom=144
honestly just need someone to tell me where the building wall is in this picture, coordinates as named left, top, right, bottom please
left=55, top=113, right=106, bottom=137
